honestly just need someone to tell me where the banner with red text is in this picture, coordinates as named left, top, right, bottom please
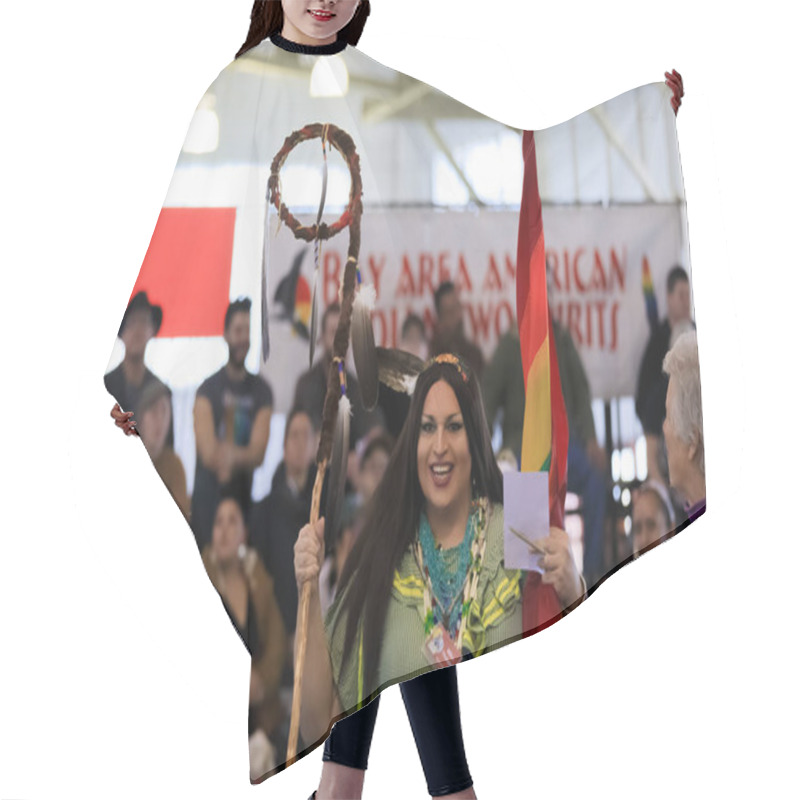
left=259, top=203, right=682, bottom=409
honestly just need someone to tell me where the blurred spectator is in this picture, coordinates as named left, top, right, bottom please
left=292, top=302, right=384, bottom=449
left=192, top=298, right=273, bottom=552
left=429, top=281, right=484, bottom=380
left=319, top=430, right=395, bottom=613
left=201, top=497, right=287, bottom=774
left=399, top=311, right=428, bottom=362
left=356, top=431, right=395, bottom=506
left=636, top=266, right=694, bottom=484
left=104, top=291, right=174, bottom=446
left=377, top=313, right=427, bottom=439
left=482, top=324, right=525, bottom=462
left=137, top=380, right=189, bottom=521
left=319, top=495, right=362, bottom=616
left=631, top=480, right=675, bottom=557
left=552, top=317, right=608, bottom=588
left=662, top=330, right=705, bottom=521
left=248, top=407, right=320, bottom=642
left=318, top=431, right=392, bottom=614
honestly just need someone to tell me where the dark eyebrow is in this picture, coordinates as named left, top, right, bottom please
left=422, top=413, right=463, bottom=421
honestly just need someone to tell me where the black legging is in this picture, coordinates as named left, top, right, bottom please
left=322, top=665, right=472, bottom=797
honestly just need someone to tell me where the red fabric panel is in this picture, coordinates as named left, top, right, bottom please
left=130, top=207, right=236, bottom=337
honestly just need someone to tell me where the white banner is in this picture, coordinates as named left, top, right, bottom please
left=543, top=203, right=685, bottom=399
left=260, top=204, right=685, bottom=410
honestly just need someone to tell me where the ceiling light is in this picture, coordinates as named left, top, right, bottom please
left=310, top=55, right=349, bottom=98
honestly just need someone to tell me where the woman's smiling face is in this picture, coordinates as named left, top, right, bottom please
left=281, top=1, right=361, bottom=45
left=416, top=379, right=472, bottom=515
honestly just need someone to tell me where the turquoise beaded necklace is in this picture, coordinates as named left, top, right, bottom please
left=417, top=505, right=477, bottom=637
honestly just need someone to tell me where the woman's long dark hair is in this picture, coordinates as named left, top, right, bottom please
left=235, top=1, right=372, bottom=59
left=333, top=357, right=504, bottom=694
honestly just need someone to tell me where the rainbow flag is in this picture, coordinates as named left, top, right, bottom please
left=516, top=130, right=570, bottom=631
left=642, top=255, right=659, bottom=331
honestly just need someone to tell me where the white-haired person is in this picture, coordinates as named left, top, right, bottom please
left=662, top=330, right=706, bottom=522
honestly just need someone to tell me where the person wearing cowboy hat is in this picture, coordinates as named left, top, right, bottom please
left=105, top=290, right=173, bottom=447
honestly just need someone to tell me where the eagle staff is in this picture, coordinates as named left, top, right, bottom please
left=266, top=122, right=370, bottom=763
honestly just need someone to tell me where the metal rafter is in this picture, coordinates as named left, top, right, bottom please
left=589, top=105, right=662, bottom=202
left=423, top=119, right=485, bottom=207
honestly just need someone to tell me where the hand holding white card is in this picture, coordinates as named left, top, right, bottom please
left=503, top=471, right=550, bottom=573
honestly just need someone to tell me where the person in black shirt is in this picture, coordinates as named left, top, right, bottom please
left=292, top=302, right=384, bottom=450
left=248, top=406, right=319, bottom=642
left=429, top=281, right=485, bottom=382
left=191, top=298, right=274, bottom=552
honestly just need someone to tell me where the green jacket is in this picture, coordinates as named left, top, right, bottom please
left=324, top=502, right=523, bottom=714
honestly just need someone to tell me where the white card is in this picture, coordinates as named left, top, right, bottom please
left=502, top=471, right=550, bottom=573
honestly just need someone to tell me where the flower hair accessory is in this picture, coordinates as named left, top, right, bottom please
left=423, top=352, right=470, bottom=384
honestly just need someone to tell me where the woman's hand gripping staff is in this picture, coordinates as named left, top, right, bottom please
left=293, top=516, right=343, bottom=747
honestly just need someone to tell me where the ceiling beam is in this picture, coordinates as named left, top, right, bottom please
left=589, top=105, right=662, bottom=201
left=362, top=81, right=434, bottom=124
left=424, top=120, right=485, bottom=207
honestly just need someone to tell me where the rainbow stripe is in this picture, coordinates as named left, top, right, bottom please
left=642, top=255, right=659, bottom=330
left=518, top=233, right=551, bottom=473
left=516, top=130, right=568, bottom=517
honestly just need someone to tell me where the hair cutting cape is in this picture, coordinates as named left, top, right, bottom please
left=104, top=34, right=705, bottom=784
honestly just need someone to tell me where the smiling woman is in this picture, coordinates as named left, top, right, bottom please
left=294, top=352, right=583, bottom=736
left=282, top=0, right=362, bottom=45
left=417, top=382, right=474, bottom=548
left=236, top=0, right=370, bottom=58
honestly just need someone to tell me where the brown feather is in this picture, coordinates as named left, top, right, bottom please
left=325, top=394, right=351, bottom=544
left=308, top=267, right=319, bottom=368
left=376, top=346, right=425, bottom=395
left=309, top=133, right=329, bottom=369
left=260, top=206, right=271, bottom=363
left=351, top=286, right=379, bottom=410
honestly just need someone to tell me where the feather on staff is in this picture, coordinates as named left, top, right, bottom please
left=350, top=263, right=379, bottom=410
left=260, top=201, right=272, bottom=363
left=375, top=345, right=425, bottom=395
left=325, top=359, right=351, bottom=544
left=308, top=126, right=330, bottom=368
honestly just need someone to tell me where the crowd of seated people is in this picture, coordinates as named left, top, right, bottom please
left=108, top=267, right=701, bottom=774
